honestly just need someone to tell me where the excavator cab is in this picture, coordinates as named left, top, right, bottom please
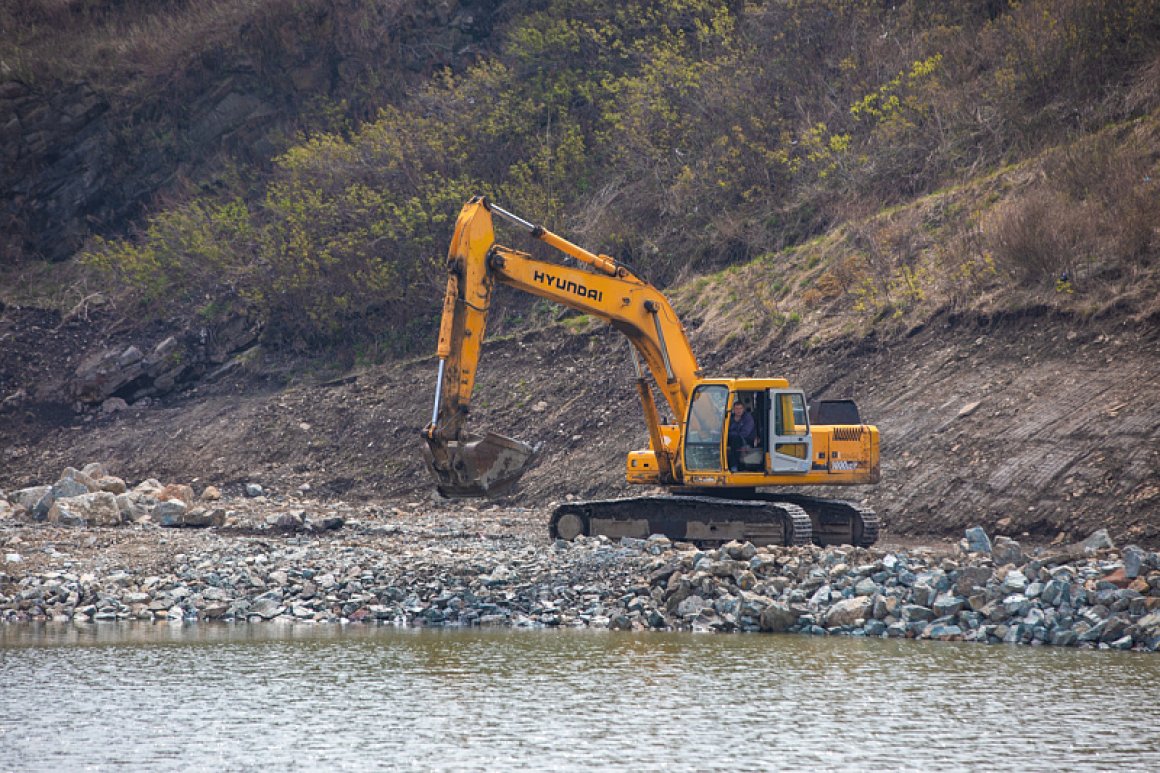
left=680, top=381, right=814, bottom=481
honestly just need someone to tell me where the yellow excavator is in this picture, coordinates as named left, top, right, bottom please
left=422, top=197, right=880, bottom=547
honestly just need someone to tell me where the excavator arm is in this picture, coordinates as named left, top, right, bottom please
left=422, top=196, right=700, bottom=496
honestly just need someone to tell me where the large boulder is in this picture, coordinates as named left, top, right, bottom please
left=47, top=492, right=123, bottom=527
left=758, top=602, right=797, bottom=632
left=992, top=536, right=1023, bottom=566
left=964, top=526, right=992, bottom=554
left=1081, top=529, right=1115, bottom=553
left=825, top=597, right=873, bottom=628
left=11, top=486, right=51, bottom=514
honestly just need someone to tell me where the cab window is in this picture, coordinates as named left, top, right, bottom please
left=775, top=392, right=808, bottom=436
left=685, top=384, right=727, bottom=470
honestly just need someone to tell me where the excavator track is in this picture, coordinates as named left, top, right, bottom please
left=549, top=495, right=812, bottom=547
left=756, top=494, right=879, bottom=548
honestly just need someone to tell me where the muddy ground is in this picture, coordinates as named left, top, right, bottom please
left=1, top=301, right=1158, bottom=548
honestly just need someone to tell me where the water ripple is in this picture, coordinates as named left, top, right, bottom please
left=1, top=624, right=1157, bottom=771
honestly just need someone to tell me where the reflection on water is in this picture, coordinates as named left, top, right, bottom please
left=2, top=623, right=1158, bottom=772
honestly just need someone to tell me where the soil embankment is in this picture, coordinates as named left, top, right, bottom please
left=1, top=302, right=1157, bottom=547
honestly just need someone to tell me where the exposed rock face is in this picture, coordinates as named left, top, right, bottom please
left=1, top=1, right=502, bottom=265
left=70, top=319, right=259, bottom=406
left=0, top=81, right=112, bottom=262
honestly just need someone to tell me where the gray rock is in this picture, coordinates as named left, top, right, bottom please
left=1122, top=546, right=1147, bottom=579
left=95, top=475, right=128, bottom=494
left=250, top=598, right=282, bottom=619
left=273, top=511, right=305, bottom=531
left=955, top=565, right=994, bottom=596
left=1081, top=529, right=1115, bottom=553
left=932, top=593, right=965, bottom=617
left=758, top=602, right=796, bottom=632
left=149, top=336, right=178, bottom=363
left=723, top=540, right=757, bottom=561
left=101, top=397, right=129, bottom=414
left=925, top=623, right=964, bottom=640
left=825, top=596, right=872, bottom=627
left=1004, top=594, right=1031, bottom=615
left=1001, top=570, right=1027, bottom=594
left=645, top=535, right=672, bottom=555
left=964, top=527, right=992, bottom=554
left=80, top=462, right=107, bottom=478
left=181, top=508, right=225, bottom=528
left=46, top=492, right=121, bottom=527
left=854, top=577, right=878, bottom=596
left=902, top=604, right=935, bottom=622
left=118, top=345, right=143, bottom=367
left=609, top=614, right=632, bottom=630
left=154, top=500, right=188, bottom=527
left=11, top=486, right=51, bottom=513
left=245, top=483, right=264, bottom=497
left=911, top=583, right=937, bottom=607
left=51, top=477, right=90, bottom=500
left=992, top=536, right=1023, bottom=566
left=115, top=493, right=151, bottom=523
left=676, top=595, right=707, bottom=618
left=873, top=594, right=898, bottom=620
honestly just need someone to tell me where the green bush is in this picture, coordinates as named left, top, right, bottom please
left=80, top=0, right=1160, bottom=354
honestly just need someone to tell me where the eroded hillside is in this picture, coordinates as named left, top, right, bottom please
left=2, top=295, right=1157, bottom=548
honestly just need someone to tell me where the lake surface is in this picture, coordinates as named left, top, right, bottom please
left=2, top=623, right=1158, bottom=771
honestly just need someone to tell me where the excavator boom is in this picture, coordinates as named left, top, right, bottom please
left=422, top=196, right=697, bottom=495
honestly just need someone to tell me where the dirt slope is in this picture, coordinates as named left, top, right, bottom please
left=2, top=302, right=1157, bottom=547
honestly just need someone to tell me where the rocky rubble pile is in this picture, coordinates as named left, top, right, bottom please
left=6, top=463, right=228, bottom=529
left=2, top=464, right=341, bottom=533
left=2, top=467, right=1158, bottom=650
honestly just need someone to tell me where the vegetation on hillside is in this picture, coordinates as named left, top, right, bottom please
left=64, top=0, right=1160, bottom=354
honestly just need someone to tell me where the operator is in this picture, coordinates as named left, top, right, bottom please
left=727, top=400, right=758, bottom=470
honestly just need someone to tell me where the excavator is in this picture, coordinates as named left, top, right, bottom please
left=421, top=196, right=880, bottom=547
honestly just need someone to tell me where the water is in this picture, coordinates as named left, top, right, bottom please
left=2, top=624, right=1158, bottom=772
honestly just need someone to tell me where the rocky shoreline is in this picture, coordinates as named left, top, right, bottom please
left=2, top=466, right=1159, bottom=651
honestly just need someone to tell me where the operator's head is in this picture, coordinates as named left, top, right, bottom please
left=732, top=402, right=746, bottom=416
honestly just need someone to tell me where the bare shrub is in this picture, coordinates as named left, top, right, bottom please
left=1114, top=186, right=1159, bottom=265
left=985, top=190, right=1087, bottom=284
left=1046, top=132, right=1150, bottom=205
left=1043, top=131, right=1158, bottom=268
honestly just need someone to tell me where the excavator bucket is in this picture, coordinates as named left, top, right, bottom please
left=421, top=432, right=537, bottom=498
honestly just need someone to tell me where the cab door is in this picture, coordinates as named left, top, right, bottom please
left=768, top=390, right=812, bottom=474
left=682, top=384, right=728, bottom=472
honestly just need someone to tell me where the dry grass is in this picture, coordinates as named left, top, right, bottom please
left=2, top=0, right=286, bottom=85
